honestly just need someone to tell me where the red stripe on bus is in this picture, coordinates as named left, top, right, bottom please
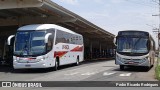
left=71, top=46, right=83, bottom=52
left=54, top=46, right=83, bottom=58
left=54, top=51, right=68, bottom=58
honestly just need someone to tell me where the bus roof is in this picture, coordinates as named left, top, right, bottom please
left=18, top=24, right=81, bottom=36
left=117, top=30, right=149, bottom=36
left=118, top=30, right=149, bottom=33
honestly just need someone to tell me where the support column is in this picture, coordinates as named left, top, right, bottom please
left=99, top=42, right=102, bottom=58
left=90, top=41, right=92, bottom=59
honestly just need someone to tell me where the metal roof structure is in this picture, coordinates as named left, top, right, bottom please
left=0, top=0, right=114, bottom=46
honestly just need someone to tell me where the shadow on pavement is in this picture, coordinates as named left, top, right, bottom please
left=0, top=59, right=114, bottom=73
left=0, top=65, right=54, bottom=73
left=112, top=65, right=153, bottom=72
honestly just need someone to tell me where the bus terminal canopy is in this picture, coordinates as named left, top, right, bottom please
left=0, top=0, right=114, bottom=46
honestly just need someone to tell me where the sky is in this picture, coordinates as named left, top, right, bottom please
left=51, top=0, right=159, bottom=46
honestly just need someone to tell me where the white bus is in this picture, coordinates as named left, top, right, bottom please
left=114, top=30, right=155, bottom=70
left=7, top=24, right=84, bottom=70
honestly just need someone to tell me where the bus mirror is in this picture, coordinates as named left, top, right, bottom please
left=113, top=37, right=117, bottom=46
left=45, top=33, right=52, bottom=43
left=114, top=45, right=117, bottom=49
left=7, top=35, right=15, bottom=45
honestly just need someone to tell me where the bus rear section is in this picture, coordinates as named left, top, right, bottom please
left=7, top=24, right=84, bottom=70
left=114, top=30, right=155, bottom=70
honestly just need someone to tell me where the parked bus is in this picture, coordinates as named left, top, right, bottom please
left=114, top=30, right=155, bottom=70
left=7, top=24, right=84, bottom=70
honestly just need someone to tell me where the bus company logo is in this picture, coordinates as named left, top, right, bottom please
left=62, top=45, right=69, bottom=50
left=2, top=82, right=11, bottom=87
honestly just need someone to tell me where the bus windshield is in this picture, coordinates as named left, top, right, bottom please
left=117, top=37, right=149, bottom=54
left=14, top=31, right=46, bottom=56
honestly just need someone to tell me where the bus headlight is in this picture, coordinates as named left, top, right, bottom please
left=37, top=56, right=45, bottom=61
left=39, top=58, right=44, bottom=61
left=144, top=57, right=149, bottom=61
left=13, top=56, right=16, bottom=60
left=116, top=55, right=122, bottom=61
left=140, top=57, right=149, bottom=62
left=13, top=56, right=19, bottom=62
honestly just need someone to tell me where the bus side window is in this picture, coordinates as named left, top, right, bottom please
left=147, top=40, right=150, bottom=50
left=47, top=36, right=53, bottom=52
left=56, top=30, right=70, bottom=44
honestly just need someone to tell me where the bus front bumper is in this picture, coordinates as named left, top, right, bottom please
left=13, top=61, right=49, bottom=69
left=115, top=56, right=150, bottom=67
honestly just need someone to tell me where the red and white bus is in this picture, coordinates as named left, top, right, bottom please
left=7, top=24, right=84, bottom=70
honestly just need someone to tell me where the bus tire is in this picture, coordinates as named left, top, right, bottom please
left=120, top=65, right=124, bottom=70
left=54, top=58, right=59, bottom=71
left=146, top=60, right=151, bottom=71
left=76, top=56, right=79, bottom=66
left=146, top=66, right=150, bottom=71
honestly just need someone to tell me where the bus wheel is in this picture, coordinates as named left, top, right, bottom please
left=54, top=60, right=59, bottom=71
left=120, top=65, right=124, bottom=70
left=76, top=56, right=79, bottom=66
left=146, top=66, right=150, bottom=71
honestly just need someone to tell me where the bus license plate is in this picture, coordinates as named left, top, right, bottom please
left=128, top=62, right=134, bottom=64
left=25, top=64, right=31, bottom=67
